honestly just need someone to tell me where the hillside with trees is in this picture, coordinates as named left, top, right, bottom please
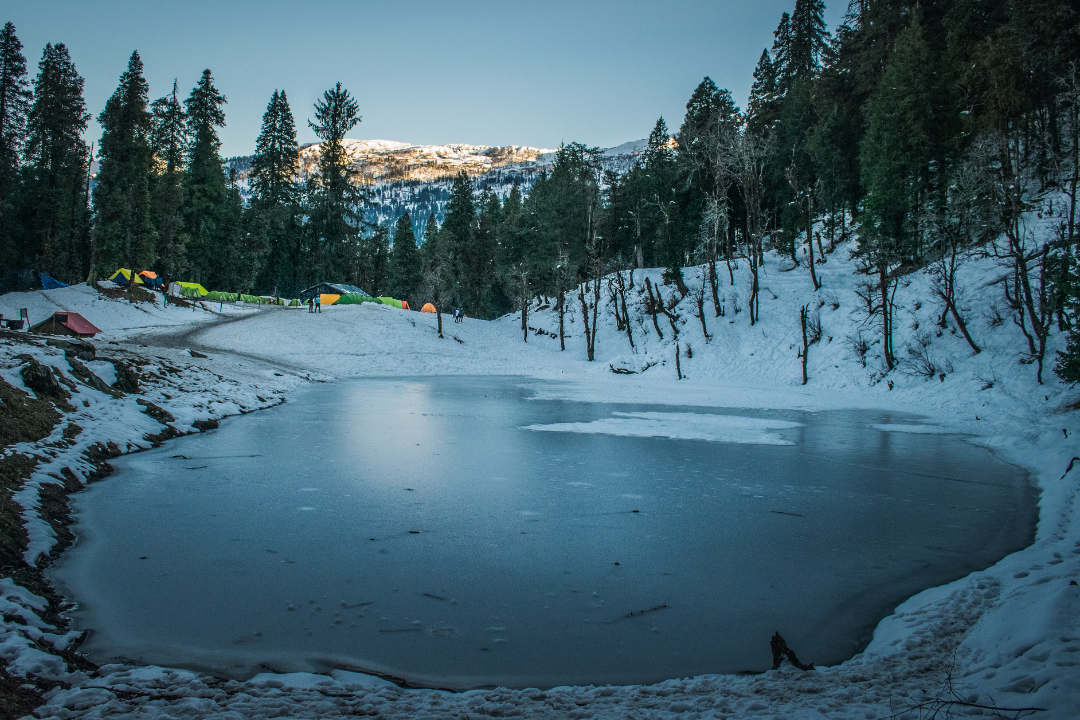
left=0, top=0, right=1078, bottom=383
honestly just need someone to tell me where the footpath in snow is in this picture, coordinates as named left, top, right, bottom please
left=0, top=238, right=1077, bottom=718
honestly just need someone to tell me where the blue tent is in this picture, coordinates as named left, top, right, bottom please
left=40, top=274, right=67, bottom=290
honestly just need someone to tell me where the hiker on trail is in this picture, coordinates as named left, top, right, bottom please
left=315, top=295, right=321, bottom=313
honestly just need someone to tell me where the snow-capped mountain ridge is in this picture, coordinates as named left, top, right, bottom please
left=294, top=139, right=558, bottom=185
left=228, top=138, right=647, bottom=233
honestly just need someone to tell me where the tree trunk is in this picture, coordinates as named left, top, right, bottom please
left=645, top=279, right=663, bottom=339
left=675, top=342, right=683, bottom=380
left=521, top=280, right=528, bottom=343
left=696, top=285, right=710, bottom=341
left=748, top=257, right=759, bottom=326
left=940, top=251, right=980, bottom=355
left=880, top=269, right=894, bottom=370
left=806, top=207, right=821, bottom=290
left=591, top=274, right=600, bottom=359
left=800, top=303, right=809, bottom=385
left=579, top=282, right=594, bottom=361
left=709, top=261, right=721, bottom=317
left=557, top=292, right=565, bottom=351
left=619, top=272, right=634, bottom=349
left=1007, top=229, right=1050, bottom=383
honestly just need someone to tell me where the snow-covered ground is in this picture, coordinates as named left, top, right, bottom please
left=0, top=234, right=1077, bottom=718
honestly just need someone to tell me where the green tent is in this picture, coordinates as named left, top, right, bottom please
left=377, top=297, right=404, bottom=309
left=334, top=293, right=378, bottom=306
left=205, top=291, right=238, bottom=302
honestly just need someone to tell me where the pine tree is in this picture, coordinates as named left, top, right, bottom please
left=0, top=22, right=28, bottom=205
left=388, top=211, right=422, bottom=305
left=772, top=12, right=794, bottom=91
left=249, top=89, right=300, bottom=294
left=0, top=22, right=30, bottom=285
left=89, top=51, right=156, bottom=281
left=747, top=50, right=778, bottom=129
left=306, top=82, right=365, bottom=283
left=642, top=117, right=685, bottom=290
left=150, top=80, right=187, bottom=281
left=440, top=171, right=477, bottom=311
left=476, top=188, right=509, bottom=317
left=21, top=42, right=90, bottom=282
left=419, top=213, right=449, bottom=334
left=250, top=89, right=298, bottom=204
left=677, top=78, right=724, bottom=152
left=182, top=69, right=239, bottom=287
left=789, top=0, right=830, bottom=81
left=357, top=224, right=389, bottom=295
left=859, top=8, right=941, bottom=370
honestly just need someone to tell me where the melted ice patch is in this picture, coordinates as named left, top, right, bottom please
left=873, top=423, right=952, bottom=434
left=524, top=412, right=803, bottom=445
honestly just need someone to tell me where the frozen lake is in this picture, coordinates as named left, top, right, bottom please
left=52, top=376, right=1036, bottom=689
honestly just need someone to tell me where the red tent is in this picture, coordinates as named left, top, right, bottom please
left=30, top=312, right=101, bottom=338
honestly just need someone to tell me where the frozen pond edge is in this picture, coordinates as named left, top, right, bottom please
left=0, top=284, right=1076, bottom=718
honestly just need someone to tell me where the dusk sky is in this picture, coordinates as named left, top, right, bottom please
left=8, top=1, right=846, bottom=158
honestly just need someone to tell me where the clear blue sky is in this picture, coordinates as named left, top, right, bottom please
left=7, top=0, right=846, bottom=158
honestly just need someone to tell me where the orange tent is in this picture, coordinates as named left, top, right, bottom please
left=420, top=303, right=436, bottom=313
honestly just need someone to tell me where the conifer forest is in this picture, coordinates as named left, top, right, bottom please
left=1, top=0, right=1079, bottom=384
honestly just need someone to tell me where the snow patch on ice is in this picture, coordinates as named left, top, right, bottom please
left=524, top=411, right=803, bottom=445
left=873, top=423, right=954, bottom=434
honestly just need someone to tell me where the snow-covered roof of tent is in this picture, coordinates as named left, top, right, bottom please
left=299, top=283, right=369, bottom=301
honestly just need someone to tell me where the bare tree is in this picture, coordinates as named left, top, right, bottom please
left=976, top=131, right=1054, bottom=382
left=508, top=263, right=531, bottom=343
left=924, top=158, right=992, bottom=355
left=693, top=264, right=711, bottom=341
left=786, top=156, right=822, bottom=291
left=733, top=128, right=771, bottom=325
left=421, top=264, right=448, bottom=339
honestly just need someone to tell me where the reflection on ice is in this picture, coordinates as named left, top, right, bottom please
left=524, top=411, right=804, bottom=445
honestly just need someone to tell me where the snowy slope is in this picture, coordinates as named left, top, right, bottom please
left=0, top=220, right=1077, bottom=718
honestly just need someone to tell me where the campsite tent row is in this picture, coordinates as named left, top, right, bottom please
left=109, top=269, right=162, bottom=287
left=165, top=280, right=409, bottom=310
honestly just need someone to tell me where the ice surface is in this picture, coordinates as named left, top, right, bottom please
left=52, top=377, right=1033, bottom=690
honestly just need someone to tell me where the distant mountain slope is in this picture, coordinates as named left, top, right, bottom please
left=226, top=138, right=646, bottom=236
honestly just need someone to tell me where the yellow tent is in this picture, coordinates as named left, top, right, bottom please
left=108, top=268, right=144, bottom=285
left=420, top=303, right=437, bottom=313
left=319, top=293, right=341, bottom=306
left=177, top=281, right=209, bottom=296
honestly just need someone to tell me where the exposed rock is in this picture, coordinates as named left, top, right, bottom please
left=45, top=338, right=96, bottom=361
left=16, top=356, right=70, bottom=400
left=192, top=418, right=219, bottom=432
left=107, top=358, right=141, bottom=394
left=66, top=357, right=117, bottom=396
left=136, top=398, right=175, bottom=424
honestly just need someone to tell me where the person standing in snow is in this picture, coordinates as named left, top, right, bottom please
left=308, top=298, right=314, bottom=313
left=315, top=295, right=321, bottom=313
